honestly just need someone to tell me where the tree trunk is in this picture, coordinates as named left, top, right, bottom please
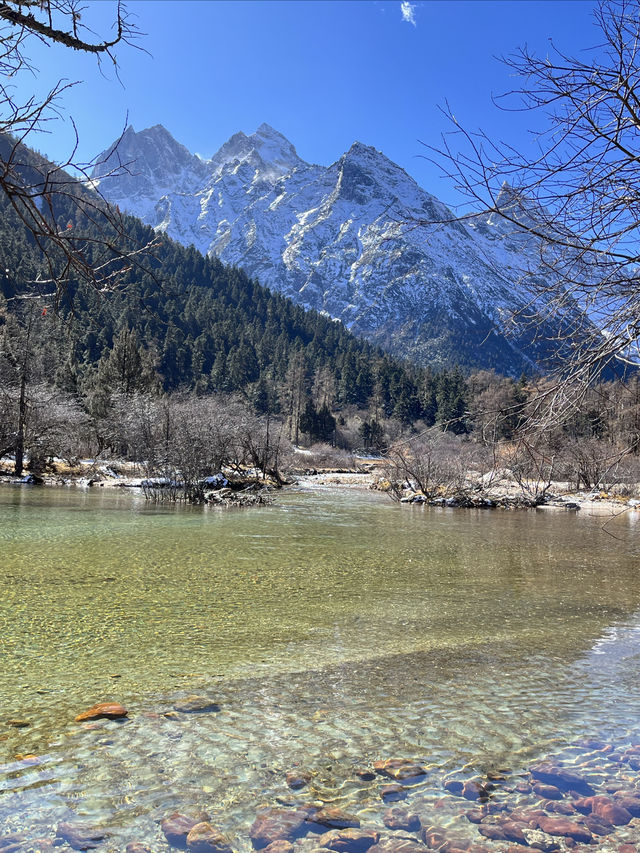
left=14, top=368, right=26, bottom=476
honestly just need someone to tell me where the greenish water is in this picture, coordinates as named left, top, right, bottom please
left=1, top=483, right=640, bottom=847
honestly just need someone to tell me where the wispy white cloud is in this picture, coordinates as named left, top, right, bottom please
left=400, top=1, right=417, bottom=26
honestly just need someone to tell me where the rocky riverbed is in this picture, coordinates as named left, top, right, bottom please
left=3, top=706, right=640, bottom=853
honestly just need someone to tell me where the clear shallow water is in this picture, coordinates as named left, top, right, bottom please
left=1, top=484, right=640, bottom=847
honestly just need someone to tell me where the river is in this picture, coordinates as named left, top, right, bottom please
left=1, top=483, right=639, bottom=848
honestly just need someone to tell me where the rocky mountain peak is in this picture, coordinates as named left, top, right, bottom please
left=92, top=123, right=582, bottom=374
left=210, top=124, right=304, bottom=178
left=92, top=124, right=210, bottom=216
left=94, top=124, right=198, bottom=176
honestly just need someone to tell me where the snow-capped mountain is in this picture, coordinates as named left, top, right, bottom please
left=92, top=123, right=579, bottom=373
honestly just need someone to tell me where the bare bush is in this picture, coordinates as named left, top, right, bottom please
left=501, top=437, right=557, bottom=504
left=383, top=431, right=477, bottom=500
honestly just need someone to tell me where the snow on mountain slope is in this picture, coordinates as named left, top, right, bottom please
left=92, top=124, right=580, bottom=373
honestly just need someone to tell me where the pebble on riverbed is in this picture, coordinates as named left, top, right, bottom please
left=5, top=719, right=30, bottom=728
left=373, top=759, right=427, bottom=782
left=286, top=770, right=312, bottom=789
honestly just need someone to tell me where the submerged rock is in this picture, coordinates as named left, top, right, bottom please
left=186, top=822, right=233, bottom=853
left=373, top=759, right=427, bottom=781
left=477, top=824, right=507, bottom=842
left=307, top=808, right=361, bottom=830
left=614, top=793, right=640, bottom=817
left=162, top=814, right=204, bottom=848
left=535, top=816, right=592, bottom=844
left=318, top=828, right=379, bottom=853
left=125, top=844, right=153, bottom=853
left=250, top=808, right=307, bottom=848
left=583, top=814, right=615, bottom=835
left=174, top=696, right=221, bottom=714
left=383, top=807, right=421, bottom=832
left=462, top=780, right=490, bottom=802
left=532, top=783, right=563, bottom=800
left=261, top=842, right=294, bottom=853
left=354, top=768, right=377, bottom=781
left=286, top=770, right=311, bottom=789
left=379, top=784, right=407, bottom=801
left=56, top=823, right=107, bottom=850
left=74, top=702, right=128, bottom=722
left=529, top=764, right=594, bottom=796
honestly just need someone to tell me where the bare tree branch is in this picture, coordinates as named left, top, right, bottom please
left=0, top=1, right=155, bottom=303
left=421, top=0, right=640, bottom=394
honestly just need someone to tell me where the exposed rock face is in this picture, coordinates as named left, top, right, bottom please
left=93, top=124, right=588, bottom=374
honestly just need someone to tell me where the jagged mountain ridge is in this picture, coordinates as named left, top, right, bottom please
left=92, top=123, right=574, bottom=374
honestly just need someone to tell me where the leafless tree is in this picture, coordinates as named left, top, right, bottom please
left=0, top=1, right=156, bottom=304
left=427, top=0, right=640, bottom=409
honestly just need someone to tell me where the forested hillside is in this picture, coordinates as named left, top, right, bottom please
left=0, top=170, right=471, bottom=418
left=0, top=140, right=478, bottom=475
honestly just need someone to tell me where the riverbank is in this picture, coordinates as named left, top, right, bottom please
left=293, top=470, right=640, bottom=517
left=2, top=458, right=640, bottom=516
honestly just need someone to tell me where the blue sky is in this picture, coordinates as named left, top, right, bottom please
left=13, top=0, right=598, bottom=206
